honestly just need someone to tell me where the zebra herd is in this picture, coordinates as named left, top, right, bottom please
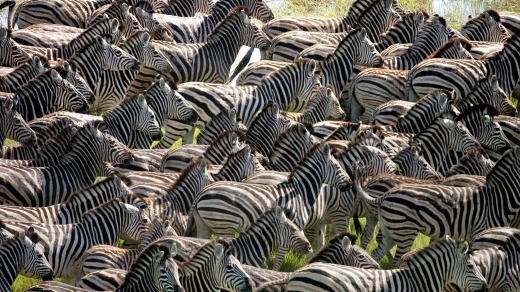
left=0, top=0, right=520, bottom=290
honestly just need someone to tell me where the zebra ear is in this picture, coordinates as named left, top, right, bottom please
left=153, top=251, right=164, bottom=266
left=341, top=236, right=352, bottom=251
left=119, top=202, right=140, bottom=215
left=275, top=206, right=286, bottom=222
left=62, top=61, right=71, bottom=72
left=384, top=0, right=393, bottom=10
left=0, top=28, right=6, bottom=40
left=50, top=70, right=63, bottom=83
left=416, top=12, right=425, bottom=23
left=170, top=242, right=177, bottom=257
left=308, top=60, right=317, bottom=76
left=357, top=28, right=367, bottom=40
left=320, top=143, right=331, bottom=156
left=135, top=7, right=145, bottom=17
left=491, top=75, right=499, bottom=90
left=137, top=94, right=147, bottom=108
left=243, top=144, right=251, bottom=157
left=70, top=126, right=79, bottom=138
left=454, top=38, right=462, bottom=49
left=121, top=3, right=130, bottom=16
left=18, top=231, right=29, bottom=246
left=270, top=102, right=280, bottom=116
left=484, top=12, right=493, bottom=25
left=140, top=32, right=150, bottom=46
left=214, top=243, right=224, bottom=260
left=229, top=108, right=237, bottom=122
left=110, top=18, right=120, bottom=33
left=4, top=98, right=14, bottom=112
left=96, top=36, right=109, bottom=51
left=459, top=241, right=470, bottom=255
left=238, top=10, right=250, bottom=24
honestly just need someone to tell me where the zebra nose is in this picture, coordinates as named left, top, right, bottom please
left=42, top=273, right=54, bottom=281
left=151, top=133, right=162, bottom=141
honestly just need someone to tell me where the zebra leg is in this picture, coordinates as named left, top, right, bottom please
left=360, top=214, right=378, bottom=249
left=371, top=223, right=395, bottom=262
left=392, top=233, right=417, bottom=266
left=316, top=226, right=326, bottom=252
left=374, top=228, right=393, bottom=260
left=273, top=247, right=289, bottom=271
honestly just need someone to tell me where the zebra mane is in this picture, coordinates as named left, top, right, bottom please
left=356, top=0, right=390, bottom=25
left=68, top=36, right=112, bottom=72
left=287, top=141, right=327, bottom=181
left=485, top=147, right=517, bottom=188
left=456, top=103, right=499, bottom=121
left=209, top=6, right=250, bottom=35
left=181, top=239, right=233, bottom=269
left=261, top=58, right=316, bottom=82
left=104, top=94, right=142, bottom=117
left=396, top=236, right=468, bottom=268
left=165, top=156, right=205, bottom=193
left=81, top=193, right=148, bottom=219
left=413, top=111, right=458, bottom=138
left=429, top=37, right=472, bottom=58
left=465, top=10, right=501, bottom=24
left=63, top=175, right=122, bottom=204
left=324, top=28, right=361, bottom=62
left=12, top=68, right=55, bottom=96
left=248, top=101, right=277, bottom=128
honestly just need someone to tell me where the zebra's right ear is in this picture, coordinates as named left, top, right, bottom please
left=119, top=202, right=140, bottom=215
left=491, top=75, right=499, bottom=90
left=110, top=18, right=120, bottom=34
left=308, top=60, right=317, bottom=76
left=51, top=70, right=63, bottom=83
left=153, top=251, right=164, bottom=266
left=96, top=36, right=109, bottom=51
left=170, top=242, right=177, bottom=257
left=140, top=32, right=151, bottom=46
left=341, top=236, right=352, bottom=251
left=320, top=143, right=332, bottom=157
left=275, top=206, right=286, bottom=222
left=384, top=0, right=393, bottom=10
left=416, top=12, right=425, bottom=23
left=214, top=243, right=224, bottom=260
left=357, top=28, right=367, bottom=40
left=4, top=98, right=14, bottom=112
left=137, top=94, right=147, bottom=108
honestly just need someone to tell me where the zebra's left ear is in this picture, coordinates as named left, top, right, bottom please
left=121, top=3, right=130, bottom=16
left=384, top=0, right=393, bottom=10
left=239, top=10, right=250, bottom=24
left=3, top=98, right=14, bottom=113
left=308, top=60, right=317, bottom=76
left=153, top=251, right=164, bottom=266
left=459, top=241, right=470, bottom=256
left=320, top=143, right=331, bottom=156
left=491, top=75, right=499, bottom=90
left=137, top=94, right=147, bottom=108
left=119, top=202, right=140, bottom=215
left=140, top=32, right=150, bottom=46
left=341, top=236, right=352, bottom=252
left=275, top=206, right=286, bottom=222
left=357, top=28, right=367, bottom=40
left=214, top=243, right=224, bottom=260
left=170, top=242, right=178, bottom=257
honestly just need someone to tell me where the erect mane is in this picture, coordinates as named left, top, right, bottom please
left=356, top=0, right=390, bottom=22
left=396, top=237, right=465, bottom=268
left=68, top=36, right=112, bottom=72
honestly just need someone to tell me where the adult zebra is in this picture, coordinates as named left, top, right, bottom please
left=0, top=97, right=37, bottom=157
left=445, top=148, right=496, bottom=177
left=0, top=227, right=54, bottom=291
left=359, top=145, right=520, bottom=264
left=0, top=55, right=45, bottom=93
left=186, top=143, right=350, bottom=239
left=0, top=124, right=133, bottom=207
left=148, top=0, right=273, bottom=43
left=405, top=27, right=520, bottom=102
left=0, top=27, right=31, bottom=66
left=258, top=236, right=486, bottom=292
left=86, top=0, right=143, bottom=39
left=460, top=10, right=510, bottom=42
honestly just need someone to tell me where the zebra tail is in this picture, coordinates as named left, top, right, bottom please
left=184, top=198, right=200, bottom=237
left=254, top=277, right=289, bottom=292
left=227, top=47, right=255, bottom=84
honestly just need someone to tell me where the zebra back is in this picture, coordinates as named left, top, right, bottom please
left=0, top=27, right=31, bottom=66
left=0, top=55, right=45, bottom=92
left=460, top=10, right=510, bottom=42
left=309, top=232, right=380, bottom=269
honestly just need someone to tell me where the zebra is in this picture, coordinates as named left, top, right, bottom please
left=18, top=18, right=122, bottom=60
left=211, top=144, right=265, bottom=183
left=405, top=28, right=520, bottom=101
left=262, top=0, right=401, bottom=42
left=0, top=27, right=31, bottom=66
left=460, top=10, right=510, bottom=42
left=147, top=0, right=214, bottom=17
left=86, top=0, right=143, bottom=39
left=259, top=236, right=486, bottom=292
left=499, top=11, right=520, bottom=35
left=0, top=55, right=45, bottom=93
left=13, top=0, right=113, bottom=28
left=149, top=0, right=274, bottom=43
left=238, top=28, right=384, bottom=103
left=79, top=218, right=177, bottom=276
left=226, top=265, right=289, bottom=292
left=0, top=96, right=37, bottom=157
left=360, top=145, right=520, bottom=264
left=0, top=124, right=133, bottom=207
left=128, top=77, right=199, bottom=149
left=186, top=143, right=350, bottom=239
left=246, top=102, right=299, bottom=157
left=391, top=144, right=443, bottom=180
left=52, top=60, right=95, bottom=107
left=93, top=31, right=173, bottom=112
left=1, top=69, right=88, bottom=122
left=0, top=227, right=54, bottom=291
left=309, top=232, right=380, bottom=269
left=494, top=115, right=520, bottom=149
left=33, top=240, right=181, bottom=292
left=196, top=108, right=245, bottom=145
left=133, top=7, right=175, bottom=41
left=1, top=194, right=149, bottom=284
left=445, top=148, right=495, bottom=177
left=175, top=58, right=318, bottom=136
left=0, top=175, right=131, bottom=224
left=445, top=227, right=520, bottom=292
left=383, top=15, right=458, bottom=70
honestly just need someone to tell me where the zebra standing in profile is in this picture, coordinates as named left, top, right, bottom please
left=0, top=27, right=31, bottom=66
left=258, top=236, right=486, bottom=292
left=460, top=10, right=510, bottom=42
left=0, top=227, right=54, bottom=291
left=1, top=194, right=150, bottom=284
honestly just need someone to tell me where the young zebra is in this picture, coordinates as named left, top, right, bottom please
left=261, top=236, right=486, bottom=292
left=0, top=176, right=130, bottom=224
left=391, top=145, right=443, bottom=180
left=196, top=108, right=245, bottom=145
left=0, top=124, right=132, bottom=207
left=405, top=27, right=520, bottom=101
left=93, top=31, right=173, bottom=112
left=238, top=28, right=383, bottom=103
left=445, top=148, right=496, bottom=177
left=187, top=143, right=350, bottom=239
left=0, top=96, right=37, bottom=157
left=211, top=144, right=265, bottom=182
left=362, top=145, right=520, bottom=264
left=128, top=77, right=199, bottom=149
left=1, top=194, right=149, bottom=284
left=33, top=240, right=181, bottom=292
left=175, top=58, right=318, bottom=133
left=460, top=10, right=510, bottom=42
left=79, top=218, right=177, bottom=276
left=0, top=27, right=31, bottom=67
left=309, top=232, right=380, bottom=269
left=0, top=55, right=45, bottom=92
left=148, top=0, right=272, bottom=43
left=1, top=69, right=88, bottom=123
left=0, top=227, right=54, bottom=291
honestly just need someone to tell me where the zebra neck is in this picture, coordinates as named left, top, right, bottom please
left=0, top=240, right=24, bottom=288
left=103, top=114, right=134, bottom=145
left=14, top=76, right=55, bottom=121
left=321, top=46, right=357, bottom=95
left=231, top=224, right=274, bottom=266
left=413, top=132, right=449, bottom=170
left=179, top=253, right=219, bottom=290
left=257, top=80, right=297, bottom=111
left=283, top=172, right=325, bottom=210
left=70, top=50, right=104, bottom=91
left=487, top=51, right=520, bottom=96
left=207, top=0, right=242, bottom=29
left=80, top=205, right=131, bottom=246
left=63, top=180, right=120, bottom=214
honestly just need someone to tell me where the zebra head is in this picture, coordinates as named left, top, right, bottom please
left=244, top=0, right=275, bottom=23
left=15, top=228, right=54, bottom=281
left=132, top=94, right=162, bottom=141
left=393, top=145, right=443, bottom=180
left=410, top=15, right=454, bottom=57
left=50, top=70, right=90, bottom=114
left=213, top=144, right=264, bottom=182
left=339, top=234, right=380, bottom=269
left=267, top=123, right=317, bottom=172
left=445, top=148, right=495, bottom=177
left=439, top=114, right=480, bottom=153
left=0, top=97, right=37, bottom=148
left=448, top=238, right=489, bottom=292
left=134, top=7, right=175, bottom=41
left=458, top=105, right=509, bottom=152
left=197, top=108, right=244, bottom=145
left=95, top=36, right=140, bottom=72
left=89, top=125, right=134, bottom=164
left=313, top=143, right=351, bottom=192
left=460, top=75, right=517, bottom=116
left=116, top=194, right=150, bottom=243
left=272, top=207, right=313, bottom=257
left=351, top=28, right=384, bottom=68
left=461, top=10, right=510, bottom=42
left=123, top=31, right=172, bottom=73
left=0, top=27, right=30, bottom=67
left=119, top=2, right=144, bottom=39
left=213, top=241, right=254, bottom=292
left=167, top=82, right=199, bottom=125
left=316, top=85, right=346, bottom=121
left=60, top=61, right=95, bottom=105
